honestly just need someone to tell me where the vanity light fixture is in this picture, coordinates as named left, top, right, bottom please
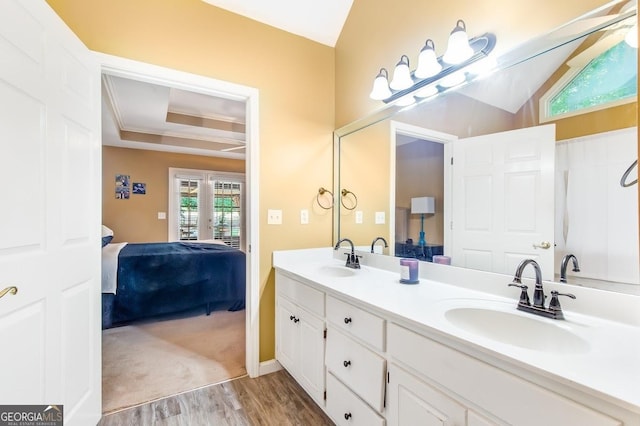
left=369, top=68, right=393, bottom=100
left=415, top=39, right=442, bottom=78
left=390, top=55, right=413, bottom=90
left=442, top=20, right=474, bottom=64
left=368, top=20, right=496, bottom=105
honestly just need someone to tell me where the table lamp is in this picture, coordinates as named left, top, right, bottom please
left=411, top=196, right=435, bottom=247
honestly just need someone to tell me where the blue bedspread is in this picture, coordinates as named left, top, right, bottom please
left=105, top=242, right=245, bottom=327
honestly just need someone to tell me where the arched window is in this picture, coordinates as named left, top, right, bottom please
left=539, top=35, right=637, bottom=122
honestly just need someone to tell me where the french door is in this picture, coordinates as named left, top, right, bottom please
left=170, top=168, right=245, bottom=250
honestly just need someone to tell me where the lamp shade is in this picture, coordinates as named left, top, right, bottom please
left=369, top=68, right=393, bottom=100
left=390, top=55, right=413, bottom=90
left=415, top=39, right=442, bottom=79
left=443, top=20, right=474, bottom=64
left=411, top=196, right=435, bottom=214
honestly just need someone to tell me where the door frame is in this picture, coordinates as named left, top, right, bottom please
left=96, top=52, right=260, bottom=378
left=389, top=121, right=458, bottom=255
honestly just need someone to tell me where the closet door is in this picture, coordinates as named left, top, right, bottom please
left=0, top=1, right=102, bottom=424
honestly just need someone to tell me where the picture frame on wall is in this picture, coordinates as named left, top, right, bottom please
left=133, top=182, right=146, bottom=195
left=115, top=174, right=130, bottom=199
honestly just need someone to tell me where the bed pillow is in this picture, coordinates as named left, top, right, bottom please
left=101, top=235, right=113, bottom=247
left=102, top=225, right=114, bottom=247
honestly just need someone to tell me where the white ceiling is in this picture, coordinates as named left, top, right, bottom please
left=200, top=0, right=354, bottom=47
left=102, top=75, right=247, bottom=159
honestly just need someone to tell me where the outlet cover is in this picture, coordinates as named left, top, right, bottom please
left=267, top=209, right=282, bottom=225
left=375, top=211, right=385, bottom=224
left=300, top=209, right=309, bottom=224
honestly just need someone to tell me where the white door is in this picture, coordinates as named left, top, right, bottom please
left=0, top=1, right=101, bottom=424
left=451, top=125, right=555, bottom=279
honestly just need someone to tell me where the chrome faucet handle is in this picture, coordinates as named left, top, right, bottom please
left=549, top=290, right=576, bottom=316
left=508, top=283, right=530, bottom=306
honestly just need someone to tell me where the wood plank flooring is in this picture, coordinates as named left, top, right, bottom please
left=98, top=369, right=334, bottom=426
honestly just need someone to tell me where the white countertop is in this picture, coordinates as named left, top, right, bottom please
left=273, top=247, right=640, bottom=413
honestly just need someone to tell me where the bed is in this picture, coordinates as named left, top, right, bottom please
left=101, top=240, right=245, bottom=329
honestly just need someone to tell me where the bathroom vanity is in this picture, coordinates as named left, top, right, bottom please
left=273, top=248, right=640, bottom=426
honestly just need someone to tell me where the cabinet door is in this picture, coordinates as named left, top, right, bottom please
left=298, top=308, right=326, bottom=403
left=386, top=364, right=466, bottom=426
left=276, top=296, right=298, bottom=374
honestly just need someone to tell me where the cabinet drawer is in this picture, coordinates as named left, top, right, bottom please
left=326, top=327, right=386, bottom=412
left=388, top=323, right=621, bottom=426
left=326, top=373, right=385, bottom=426
left=276, top=272, right=324, bottom=317
left=327, top=295, right=385, bottom=351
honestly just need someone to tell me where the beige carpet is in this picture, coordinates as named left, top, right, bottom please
left=102, top=309, right=246, bottom=414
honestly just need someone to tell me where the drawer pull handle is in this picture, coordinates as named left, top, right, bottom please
left=344, top=412, right=352, bottom=420
left=289, top=315, right=295, bottom=321
left=0, top=286, right=18, bottom=300
left=289, top=315, right=299, bottom=323
left=344, top=317, right=352, bottom=324
left=293, top=318, right=299, bottom=323
left=343, top=360, right=351, bottom=368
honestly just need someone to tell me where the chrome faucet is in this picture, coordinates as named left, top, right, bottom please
left=370, top=236, right=388, bottom=253
left=560, top=254, right=580, bottom=283
left=334, top=238, right=361, bottom=269
left=508, top=259, right=576, bottom=320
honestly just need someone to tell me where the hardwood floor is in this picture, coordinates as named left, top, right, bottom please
left=98, top=369, right=334, bottom=426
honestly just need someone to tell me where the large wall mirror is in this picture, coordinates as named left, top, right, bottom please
left=334, top=1, right=638, bottom=295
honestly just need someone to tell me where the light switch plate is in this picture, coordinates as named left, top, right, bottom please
left=375, top=211, right=385, bottom=224
left=157, top=212, right=166, bottom=220
left=300, top=209, right=309, bottom=224
left=267, top=209, right=283, bottom=225
left=355, top=211, right=363, bottom=224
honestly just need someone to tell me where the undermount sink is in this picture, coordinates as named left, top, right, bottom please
left=316, top=265, right=358, bottom=278
left=444, top=304, right=590, bottom=354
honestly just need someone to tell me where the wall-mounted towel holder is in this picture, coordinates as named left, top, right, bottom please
left=317, top=187, right=334, bottom=209
left=341, top=189, right=358, bottom=210
left=620, top=159, right=638, bottom=187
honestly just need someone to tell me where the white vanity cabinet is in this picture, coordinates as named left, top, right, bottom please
left=387, top=323, right=623, bottom=426
left=275, top=272, right=326, bottom=405
left=273, top=256, right=638, bottom=426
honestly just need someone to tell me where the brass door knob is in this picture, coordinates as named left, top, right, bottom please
left=532, top=241, right=551, bottom=249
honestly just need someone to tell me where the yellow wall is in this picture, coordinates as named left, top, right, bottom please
left=339, top=121, right=390, bottom=246
left=47, top=0, right=335, bottom=362
left=102, top=146, right=244, bottom=242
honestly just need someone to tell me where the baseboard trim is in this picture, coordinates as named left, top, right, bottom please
left=259, top=359, right=282, bottom=376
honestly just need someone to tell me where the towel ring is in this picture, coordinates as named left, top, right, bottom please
left=620, top=159, right=638, bottom=188
left=340, top=189, right=358, bottom=210
left=317, top=187, right=334, bottom=210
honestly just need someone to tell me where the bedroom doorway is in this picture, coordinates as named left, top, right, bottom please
left=98, top=53, right=260, bottom=412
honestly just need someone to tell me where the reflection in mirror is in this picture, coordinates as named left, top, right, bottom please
left=336, top=2, right=638, bottom=295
